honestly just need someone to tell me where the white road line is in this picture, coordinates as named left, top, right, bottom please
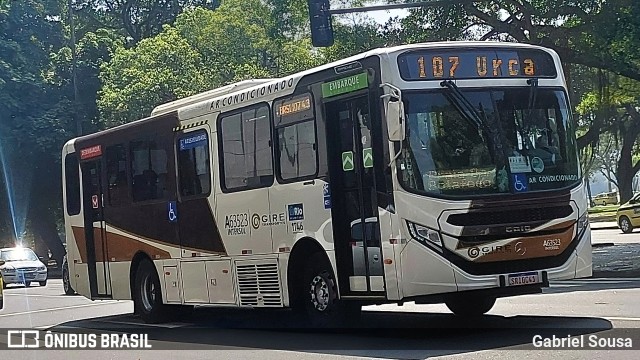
left=3, top=293, right=84, bottom=299
left=96, top=320, right=189, bottom=328
left=604, top=316, right=640, bottom=322
left=0, top=302, right=125, bottom=318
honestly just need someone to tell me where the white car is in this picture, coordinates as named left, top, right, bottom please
left=0, top=247, right=48, bottom=288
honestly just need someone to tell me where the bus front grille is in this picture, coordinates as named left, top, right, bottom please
left=446, top=205, right=573, bottom=226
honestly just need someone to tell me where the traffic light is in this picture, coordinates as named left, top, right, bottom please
left=308, top=0, right=334, bottom=47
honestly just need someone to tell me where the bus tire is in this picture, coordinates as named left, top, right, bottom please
left=300, top=252, right=361, bottom=328
left=63, top=268, right=75, bottom=295
left=619, top=216, right=633, bottom=234
left=133, top=259, right=167, bottom=323
left=445, top=295, right=496, bottom=317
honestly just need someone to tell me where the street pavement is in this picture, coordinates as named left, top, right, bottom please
left=0, top=228, right=638, bottom=359
left=590, top=226, right=640, bottom=278
left=590, top=221, right=619, bottom=231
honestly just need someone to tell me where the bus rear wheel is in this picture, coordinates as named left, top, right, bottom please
left=300, top=253, right=360, bottom=327
left=133, top=259, right=167, bottom=323
left=445, top=294, right=496, bottom=317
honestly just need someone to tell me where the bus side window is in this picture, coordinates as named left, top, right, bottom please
left=106, top=144, right=129, bottom=206
left=64, top=154, right=81, bottom=215
left=130, top=140, right=168, bottom=202
left=177, top=130, right=210, bottom=197
left=220, top=104, right=273, bottom=191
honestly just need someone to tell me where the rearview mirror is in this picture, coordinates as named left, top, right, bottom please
left=386, top=99, right=405, bottom=142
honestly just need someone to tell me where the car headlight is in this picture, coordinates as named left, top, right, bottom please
left=407, top=221, right=442, bottom=250
left=577, top=212, right=589, bottom=238
left=2, top=268, right=16, bottom=274
left=37, top=266, right=46, bottom=271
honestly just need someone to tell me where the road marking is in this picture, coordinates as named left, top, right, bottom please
left=3, top=293, right=78, bottom=299
left=0, top=302, right=123, bottom=318
left=97, top=319, right=189, bottom=328
left=604, top=316, right=640, bottom=322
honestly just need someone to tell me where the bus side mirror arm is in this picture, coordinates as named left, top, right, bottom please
left=381, top=83, right=405, bottom=168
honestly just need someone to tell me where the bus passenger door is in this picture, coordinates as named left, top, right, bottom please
left=325, top=94, right=385, bottom=298
left=81, top=159, right=111, bottom=298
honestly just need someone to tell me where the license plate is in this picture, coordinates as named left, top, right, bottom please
left=507, top=271, right=540, bottom=286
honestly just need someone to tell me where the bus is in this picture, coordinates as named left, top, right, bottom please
left=62, top=41, right=592, bottom=326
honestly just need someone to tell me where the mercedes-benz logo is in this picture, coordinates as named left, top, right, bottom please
left=515, top=241, right=526, bottom=256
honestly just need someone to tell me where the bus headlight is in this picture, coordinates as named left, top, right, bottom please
left=577, top=212, right=589, bottom=238
left=407, top=221, right=442, bottom=249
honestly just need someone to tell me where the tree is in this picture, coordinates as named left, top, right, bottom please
left=98, top=1, right=323, bottom=126
left=0, top=0, right=70, bottom=262
left=98, top=26, right=210, bottom=126
left=577, top=74, right=640, bottom=203
left=73, top=0, right=221, bottom=44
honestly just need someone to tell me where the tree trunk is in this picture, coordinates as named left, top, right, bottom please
left=29, top=204, right=66, bottom=267
left=618, top=107, right=640, bottom=203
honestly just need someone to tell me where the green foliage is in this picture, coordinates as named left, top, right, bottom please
left=98, top=26, right=209, bottom=127
left=98, top=1, right=325, bottom=126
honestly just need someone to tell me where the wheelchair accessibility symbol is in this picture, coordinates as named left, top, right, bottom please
left=168, top=201, right=178, bottom=222
left=512, top=174, right=528, bottom=193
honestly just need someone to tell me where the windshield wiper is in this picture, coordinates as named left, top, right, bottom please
left=440, top=80, right=508, bottom=166
left=520, top=78, right=539, bottom=149
left=440, top=80, right=485, bottom=131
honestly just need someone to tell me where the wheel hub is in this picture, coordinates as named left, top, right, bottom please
left=309, top=275, right=331, bottom=312
left=622, top=219, right=629, bottom=230
left=141, top=274, right=155, bottom=312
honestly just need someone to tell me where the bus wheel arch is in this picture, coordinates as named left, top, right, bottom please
left=287, top=237, right=327, bottom=309
left=130, top=252, right=167, bottom=323
left=288, top=239, right=360, bottom=327
left=129, top=251, right=153, bottom=297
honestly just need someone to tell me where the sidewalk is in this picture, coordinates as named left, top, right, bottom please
left=590, top=221, right=618, bottom=230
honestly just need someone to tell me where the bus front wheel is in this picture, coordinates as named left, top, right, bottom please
left=133, top=259, right=167, bottom=323
left=445, top=294, right=496, bottom=317
left=301, top=253, right=360, bottom=327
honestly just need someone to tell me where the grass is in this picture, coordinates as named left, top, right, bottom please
left=588, top=205, right=619, bottom=214
left=588, top=204, right=618, bottom=223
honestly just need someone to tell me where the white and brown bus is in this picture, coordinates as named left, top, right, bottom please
left=62, top=41, right=591, bottom=326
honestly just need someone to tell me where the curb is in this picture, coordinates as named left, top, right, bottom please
left=592, top=271, right=640, bottom=278
left=592, top=242, right=615, bottom=248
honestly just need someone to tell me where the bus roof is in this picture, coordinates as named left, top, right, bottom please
left=65, top=41, right=556, bottom=148
left=150, top=79, right=276, bottom=117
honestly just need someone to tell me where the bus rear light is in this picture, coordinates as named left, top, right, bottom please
left=407, top=221, right=442, bottom=249
left=278, top=247, right=290, bottom=252
left=241, top=249, right=252, bottom=255
left=389, top=239, right=398, bottom=244
left=384, top=259, right=393, bottom=265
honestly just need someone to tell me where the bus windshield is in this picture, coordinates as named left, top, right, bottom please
left=399, top=87, right=580, bottom=197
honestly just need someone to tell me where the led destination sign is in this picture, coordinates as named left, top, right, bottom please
left=276, top=94, right=312, bottom=117
left=273, top=93, right=314, bottom=127
left=398, top=48, right=557, bottom=80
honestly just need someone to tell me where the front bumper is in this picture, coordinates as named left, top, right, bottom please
left=399, top=224, right=592, bottom=298
left=1, top=271, right=47, bottom=284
